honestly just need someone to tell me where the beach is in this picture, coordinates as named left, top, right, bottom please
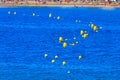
left=0, top=1, right=120, bottom=8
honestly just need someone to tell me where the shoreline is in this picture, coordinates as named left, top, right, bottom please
left=0, top=2, right=120, bottom=8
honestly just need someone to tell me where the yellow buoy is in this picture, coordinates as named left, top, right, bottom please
left=76, top=41, right=78, bottom=44
left=80, top=30, right=84, bottom=35
left=14, top=12, right=16, bottom=15
left=62, top=61, right=66, bottom=66
left=57, top=16, right=60, bottom=20
left=49, top=13, right=52, bottom=18
left=44, top=54, right=48, bottom=58
left=78, top=55, right=82, bottom=59
left=55, top=55, right=58, bottom=59
left=91, top=23, right=94, bottom=28
left=51, top=59, right=55, bottom=63
left=63, top=42, right=67, bottom=48
left=32, top=13, right=35, bottom=16
left=70, top=43, right=75, bottom=46
left=93, top=26, right=98, bottom=32
left=59, top=37, right=63, bottom=42
left=8, top=11, right=10, bottom=14
left=82, top=33, right=88, bottom=39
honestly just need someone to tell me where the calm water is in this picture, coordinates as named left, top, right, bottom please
left=0, top=7, right=120, bottom=80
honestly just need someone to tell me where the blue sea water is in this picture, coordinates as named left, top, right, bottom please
left=0, top=7, right=120, bottom=80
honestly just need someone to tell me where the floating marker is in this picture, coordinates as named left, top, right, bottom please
left=82, top=33, right=88, bottom=39
left=32, top=13, right=35, bottom=16
left=63, top=42, right=67, bottom=48
left=76, top=41, right=78, bottom=44
left=57, top=16, right=60, bottom=20
left=80, top=30, right=84, bottom=35
left=71, top=43, right=75, bottom=46
left=62, top=61, right=66, bottom=66
left=8, top=11, right=10, bottom=14
left=70, top=43, right=75, bottom=46
left=49, top=13, right=52, bottom=18
left=44, top=54, right=48, bottom=58
left=51, top=59, right=55, bottom=63
left=59, top=37, right=63, bottom=42
left=73, top=37, right=76, bottom=40
left=55, top=55, right=58, bottom=59
left=91, top=24, right=94, bottom=28
left=14, top=12, right=16, bottom=15
left=67, top=70, right=71, bottom=74
left=78, top=55, right=82, bottom=59
left=93, top=26, right=98, bottom=32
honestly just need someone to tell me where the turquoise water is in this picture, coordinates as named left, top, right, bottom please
left=0, top=7, right=120, bottom=80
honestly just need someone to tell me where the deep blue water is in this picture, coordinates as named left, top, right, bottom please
left=0, top=7, right=120, bottom=80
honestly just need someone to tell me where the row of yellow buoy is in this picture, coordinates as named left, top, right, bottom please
left=44, top=53, right=83, bottom=59
left=49, top=13, right=60, bottom=20
left=44, top=54, right=59, bottom=59
left=8, top=11, right=16, bottom=15
left=59, top=36, right=67, bottom=48
left=7, top=11, right=60, bottom=19
left=45, top=15, right=101, bottom=68
left=44, top=53, right=67, bottom=66
left=90, top=23, right=98, bottom=32
left=44, top=53, right=82, bottom=66
left=8, top=11, right=38, bottom=17
left=59, top=36, right=79, bottom=48
left=80, top=30, right=88, bottom=39
left=51, top=55, right=59, bottom=63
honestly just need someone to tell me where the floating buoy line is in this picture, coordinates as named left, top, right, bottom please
left=6, top=11, right=102, bottom=69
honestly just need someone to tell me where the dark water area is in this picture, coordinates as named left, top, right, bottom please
left=0, top=7, right=120, bottom=80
